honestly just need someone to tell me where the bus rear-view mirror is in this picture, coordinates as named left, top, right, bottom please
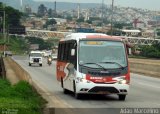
left=67, top=63, right=74, bottom=70
left=71, top=49, right=75, bottom=56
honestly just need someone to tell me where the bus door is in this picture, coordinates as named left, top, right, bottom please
left=57, top=40, right=77, bottom=91
left=67, top=41, right=77, bottom=91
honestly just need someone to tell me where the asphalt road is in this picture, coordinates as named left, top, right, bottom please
left=12, top=56, right=160, bottom=114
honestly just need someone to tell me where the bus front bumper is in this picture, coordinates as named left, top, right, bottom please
left=75, top=81, right=129, bottom=95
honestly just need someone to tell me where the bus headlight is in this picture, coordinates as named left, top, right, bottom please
left=76, top=77, right=91, bottom=83
left=118, top=80, right=127, bottom=84
left=117, top=76, right=127, bottom=84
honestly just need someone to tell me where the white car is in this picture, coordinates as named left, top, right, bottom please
left=51, top=54, right=57, bottom=60
left=29, top=51, right=43, bottom=66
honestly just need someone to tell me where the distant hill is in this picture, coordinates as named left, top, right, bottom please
left=0, top=0, right=101, bottom=12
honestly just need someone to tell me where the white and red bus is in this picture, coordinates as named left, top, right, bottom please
left=56, top=33, right=130, bottom=100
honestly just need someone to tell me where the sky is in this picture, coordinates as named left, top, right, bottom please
left=33, top=0, right=160, bottom=11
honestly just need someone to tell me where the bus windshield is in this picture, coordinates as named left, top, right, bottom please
left=79, top=40, right=127, bottom=69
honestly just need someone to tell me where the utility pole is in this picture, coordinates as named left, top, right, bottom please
left=101, top=0, right=104, bottom=33
left=20, top=0, right=23, bottom=12
left=111, top=0, right=114, bottom=36
left=154, top=11, right=158, bottom=39
left=101, top=0, right=104, bottom=24
left=3, top=5, right=6, bottom=56
left=77, top=3, right=80, bottom=19
left=54, top=1, right=57, bottom=17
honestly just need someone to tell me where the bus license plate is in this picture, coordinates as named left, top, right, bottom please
left=97, top=91, right=109, bottom=94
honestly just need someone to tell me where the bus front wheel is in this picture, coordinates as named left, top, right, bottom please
left=75, top=93, right=81, bottom=99
left=63, top=89, right=70, bottom=94
left=73, top=81, right=81, bottom=99
left=61, top=78, right=69, bottom=94
left=118, top=95, right=126, bottom=101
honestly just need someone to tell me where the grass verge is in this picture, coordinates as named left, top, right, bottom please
left=129, top=55, right=160, bottom=60
left=0, top=79, right=47, bottom=114
left=128, top=55, right=149, bottom=59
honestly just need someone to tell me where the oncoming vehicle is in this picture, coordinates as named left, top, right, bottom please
left=47, top=55, right=52, bottom=66
left=29, top=51, right=43, bottom=67
left=51, top=53, right=57, bottom=60
left=56, top=33, right=130, bottom=100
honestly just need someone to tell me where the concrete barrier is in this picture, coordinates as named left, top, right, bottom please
left=6, top=57, right=32, bottom=83
left=3, top=57, right=19, bottom=84
left=129, top=58, right=160, bottom=78
left=3, top=57, right=71, bottom=110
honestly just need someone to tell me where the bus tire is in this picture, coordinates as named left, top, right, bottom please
left=61, top=78, right=69, bottom=94
left=63, top=89, right=69, bottom=94
left=75, top=93, right=81, bottom=99
left=73, top=81, right=81, bottom=99
left=61, top=78, right=63, bottom=88
left=63, top=88, right=70, bottom=94
left=118, top=95, right=126, bottom=101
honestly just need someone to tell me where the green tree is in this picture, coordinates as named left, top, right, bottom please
left=66, top=15, right=72, bottom=21
left=89, top=17, right=101, bottom=21
left=8, top=35, right=29, bottom=54
left=6, top=6, right=22, bottom=26
left=76, top=17, right=84, bottom=23
left=48, top=8, right=53, bottom=18
left=44, top=19, right=57, bottom=30
left=140, top=42, right=160, bottom=58
left=157, top=31, right=160, bottom=36
left=0, top=2, right=22, bottom=28
left=46, top=19, right=57, bottom=25
left=26, top=37, right=52, bottom=50
left=37, top=4, right=47, bottom=17
left=114, top=23, right=123, bottom=29
left=86, top=20, right=92, bottom=24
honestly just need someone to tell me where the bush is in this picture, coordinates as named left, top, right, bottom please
left=13, top=81, right=34, bottom=98
left=0, top=79, right=13, bottom=97
left=12, top=81, right=46, bottom=109
left=0, top=79, right=46, bottom=113
left=139, top=43, right=160, bottom=58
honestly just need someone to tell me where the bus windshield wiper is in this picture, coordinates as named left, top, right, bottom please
left=80, top=62, right=107, bottom=70
left=99, top=61, right=125, bottom=69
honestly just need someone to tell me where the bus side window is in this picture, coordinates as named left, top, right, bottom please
left=61, top=43, right=65, bottom=61
left=57, top=43, right=61, bottom=60
left=66, top=42, right=71, bottom=61
left=64, top=43, right=68, bottom=61
left=58, top=42, right=65, bottom=61
left=68, top=42, right=77, bottom=69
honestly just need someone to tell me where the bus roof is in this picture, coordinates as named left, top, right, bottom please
left=60, top=33, right=122, bottom=42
